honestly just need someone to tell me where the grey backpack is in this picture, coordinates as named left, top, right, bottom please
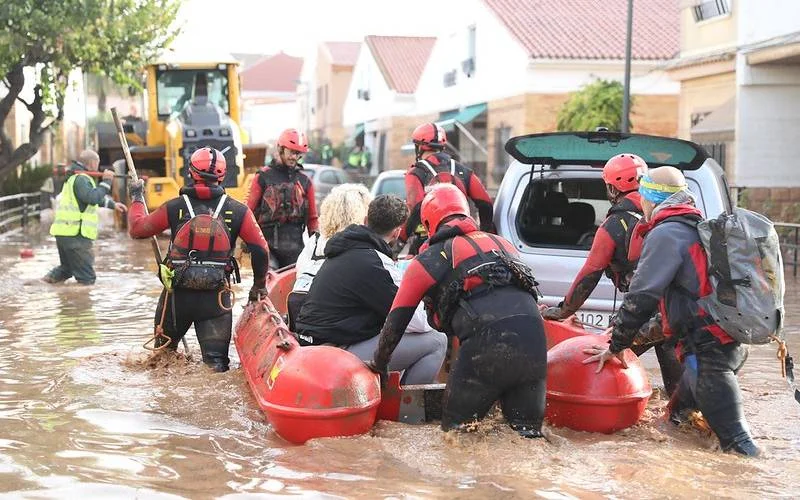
left=696, top=208, right=785, bottom=344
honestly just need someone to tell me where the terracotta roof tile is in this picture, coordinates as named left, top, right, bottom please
left=482, top=0, right=679, bottom=60
left=323, top=41, right=361, bottom=67
left=240, top=52, right=304, bottom=93
left=365, top=36, right=436, bottom=93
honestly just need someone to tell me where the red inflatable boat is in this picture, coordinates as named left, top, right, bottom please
left=236, top=265, right=650, bottom=442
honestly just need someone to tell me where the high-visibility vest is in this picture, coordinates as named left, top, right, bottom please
left=50, top=173, right=99, bottom=240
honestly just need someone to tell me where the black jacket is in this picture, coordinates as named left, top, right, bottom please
left=295, top=224, right=398, bottom=346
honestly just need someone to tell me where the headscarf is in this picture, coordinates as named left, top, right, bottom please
left=638, top=174, right=687, bottom=204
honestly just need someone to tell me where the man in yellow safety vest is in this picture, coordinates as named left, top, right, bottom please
left=43, top=149, right=127, bottom=285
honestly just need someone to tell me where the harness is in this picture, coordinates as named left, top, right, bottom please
left=428, top=233, right=539, bottom=333
left=605, top=208, right=642, bottom=291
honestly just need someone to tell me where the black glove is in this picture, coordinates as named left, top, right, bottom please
left=248, top=286, right=268, bottom=303
left=128, top=178, right=145, bottom=203
left=365, top=360, right=389, bottom=390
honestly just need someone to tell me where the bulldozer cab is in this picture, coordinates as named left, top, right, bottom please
left=96, top=57, right=267, bottom=211
left=156, top=67, right=230, bottom=118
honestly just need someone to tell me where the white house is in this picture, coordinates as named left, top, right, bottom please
left=342, top=36, right=435, bottom=172
left=412, top=0, right=681, bottom=187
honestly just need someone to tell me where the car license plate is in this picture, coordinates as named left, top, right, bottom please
left=576, top=310, right=614, bottom=329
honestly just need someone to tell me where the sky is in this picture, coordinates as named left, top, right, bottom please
left=172, top=0, right=454, bottom=58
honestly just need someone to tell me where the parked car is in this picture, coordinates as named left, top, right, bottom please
left=370, top=169, right=407, bottom=200
left=301, top=164, right=351, bottom=206
left=493, top=131, right=732, bottom=329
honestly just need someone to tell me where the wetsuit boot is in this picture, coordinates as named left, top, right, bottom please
left=196, top=314, right=233, bottom=372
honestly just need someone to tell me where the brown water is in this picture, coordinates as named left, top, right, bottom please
left=0, top=230, right=798, bottom=499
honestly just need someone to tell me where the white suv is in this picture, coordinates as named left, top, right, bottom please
left=493, top=131, right=732, bottom=329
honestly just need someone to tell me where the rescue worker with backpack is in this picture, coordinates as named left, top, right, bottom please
left=247, top=128, right=319, bottom=268
left=371, top=184, right=547, bottom=438
left=401, top=123, right=494, bottom=254
left=584, top=166, right=785, bottom=456
left=128, top=147, right=270, bottom=372
left=542, top=154, right=683, bottom=395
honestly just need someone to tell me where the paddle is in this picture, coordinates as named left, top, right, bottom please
left=111, top=107, right=189, bottom=353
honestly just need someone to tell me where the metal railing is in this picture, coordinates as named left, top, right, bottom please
left=0, top=192, right=41, bottom=237
left=775, top=222, right=800, bottom=277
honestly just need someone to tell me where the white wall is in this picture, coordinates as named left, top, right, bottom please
left=242, top=100, right=299, bottom=144
left=414, top=0, right=529, bottom=114
left=734, top=55, right=800, bottom=187
left=738, top=0, right=800, bottom=45
left=526, top=61, right=679, bottom=95
left=342, top=44, right=397, bottom=126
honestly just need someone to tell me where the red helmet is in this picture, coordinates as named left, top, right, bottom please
left=277, top=128, right=309, bottom=153
left=602, top=153, right=648, bottom=192
left=412, top=123, right=447, bottom=152
left=189, top=147, right=227, bottom=183
left=421, top=184, right=470, bottom=234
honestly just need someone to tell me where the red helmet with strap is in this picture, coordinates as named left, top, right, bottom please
left=412, top=123, right=447, bottom=152
left=602, top=153, right=648, bottom=192
left=189, top=147, right=227, bottom=183
left=421, top=184, right=470, bottom=234
left=277, top=128, right=309, bottom=153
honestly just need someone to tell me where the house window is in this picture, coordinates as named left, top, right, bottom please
left=463, top=25, right=476, bottom=77
left=492, top=126, right=512, bottom=184
left=693, top=0, right=730, bottom=22
left=324, top=84, right=329, bottom=107
left=316, top=86, right=323, bottom=109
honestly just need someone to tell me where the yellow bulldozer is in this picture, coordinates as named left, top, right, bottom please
left=96, top=54, right=267, bottom=210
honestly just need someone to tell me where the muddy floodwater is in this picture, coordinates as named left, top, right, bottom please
left=0, top=229, right=798, bottom=499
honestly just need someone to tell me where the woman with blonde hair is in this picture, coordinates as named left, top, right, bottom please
left=288, top=184, right=372, bottom=326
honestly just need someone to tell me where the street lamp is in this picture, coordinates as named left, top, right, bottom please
left=622, top=0, right=633, bottom=133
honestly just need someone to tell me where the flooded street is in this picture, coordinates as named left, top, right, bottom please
left=0, top=229, right=798, bottom=499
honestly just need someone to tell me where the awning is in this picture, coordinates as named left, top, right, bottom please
left=437, top=103, right=487, bottom=131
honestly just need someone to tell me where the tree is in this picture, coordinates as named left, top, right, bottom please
left=0, top=0, right=181, bottom=180
left=556, top=79, right=632, bottom=132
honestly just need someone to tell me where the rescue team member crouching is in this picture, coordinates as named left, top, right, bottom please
left=543, top=154, right=683, bottom=395
left=372, top=184, right=547, bottom=437
left=44, top=149, right=127, bottom=285
left=247, top=128, right=318, bottom=268
left=401, top=123, right=494, bottom=254
left=295, top=195, right=446, bottom=385
left=128, top=147, right=270, bottom=372
left=584, top=166, right=760, bottom=456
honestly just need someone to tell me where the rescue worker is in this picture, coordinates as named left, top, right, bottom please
left=401, top=123, right=494, bottom=254
left=542, top=154, right=683, bottom=395
left=372, top=184, right=546, bottom=437
left=295, top=195, right=446, bottom=385
left=247, top=128, right=319, bottom=268
left=44, top=149, right=127, bottom=285
left=583, top=166, right=760, bottom=456
left=128, top=147, right=270, bottom=372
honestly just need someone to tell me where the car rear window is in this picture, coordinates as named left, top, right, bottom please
left=302, top=168, right=316, bottom=179
left=516, top=178, right=611, bottom=249
left=376, top=177, right=406, bottom=198
left=506, top=132, right=708, bottom=170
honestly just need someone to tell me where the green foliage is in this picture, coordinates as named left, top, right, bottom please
left=0, top=163, right=53, bottom=195
left=0, top=0, right=182, bottom=177
left=556, top=79, right=631, bottom=132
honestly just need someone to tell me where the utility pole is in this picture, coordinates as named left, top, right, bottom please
left=622, top=0, right=633, bottom=133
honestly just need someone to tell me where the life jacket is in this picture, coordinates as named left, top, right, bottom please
left=603, top=194, right=643, bottom=291
left=426, top=230, right=539, bottom=333
left=257, top=166, right=311, bottom=226
left=165, top=194, right=240, bottom=291
left=411, top=153, right=470, bottom=194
